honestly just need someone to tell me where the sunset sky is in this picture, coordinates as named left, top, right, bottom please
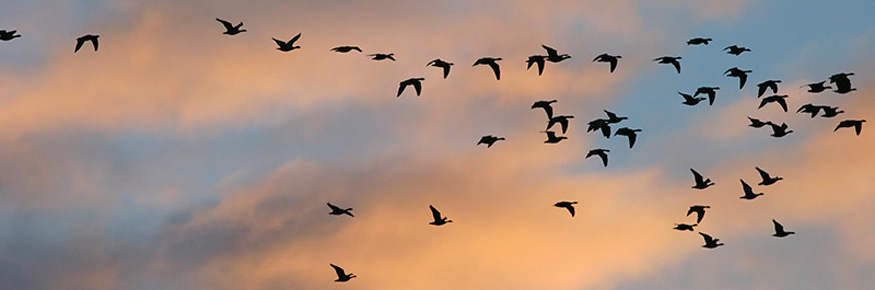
left=1, top=0, right=874, bottom=289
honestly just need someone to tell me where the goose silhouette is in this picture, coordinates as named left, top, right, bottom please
left=216, top=18, right=246, bottom=35
left=547, top=115, right=574, bottom=134
left=829, top=72, right=856, bottom=94
left=429, top=205, right=452, bottom=226
left=796, top=103, right=822, bottom=118
left=615, top=127, right=642, bottom=148
left=74, top=34, right=99, bottom=52
left=767, top=122, right=793, bottom=137
left=272, top=33, right=301, bottom=52
left=834, top=119, right=865, bottom=136
left=679, top=92, right=706, bottom=106
left=604, top=110, right=628, bottom=124
left=369, top=53, right=395, bottom=61
left=473, top=57, right=502, bottom=80
left=427, top=59, right=454, bottom=79
left=758, top=95, right=789, bottom=112
left=526, top=55, right=547, bottom=76
left=593, top=53, right=621, bottom=73
left=330, top=46, right=362, bottom=53
left=802, top=81, right=831, bottom=93
left=690, top=168, right=715, bottom=189
left=542, top=45, right=571, bottom=63
left=747, top=116, right=771, bottom=128
left=756, top=80, right=781, bottom=97
left=739, top=179, right=764, bottom=200
left=477, top=135, right=505, bottom=148
left=725, top=67, right=752, bottom=89
left=0, top=30, right=21, bottom=41
left=694, top=87, right=719, bottom=106
left=397, top=78, right=424, bottom=97
left=541, top=131, right=567, bottom=144
left=586, top=149, right=610, bottom=167
left=699, top=232, right=724, bottom=248
left=531, top=100, right=558, bottom=120
left=755, top=167, right=783, bottom=186
left=653, top=56, right=682, bottom=74
left=687, top=205, right=710, bottom=223
left=687, top=37, right=712, bottom=45
left=724, top=45, right=751, bottom=55
left=330, top=264, right=356, bottom=282
left=327, top=202, right=354, bottom=217
left=673, top=223, right=697, bottom=231
left=553, top=201, right=578, bottom=217
left=772, top=219, right=795, bottom=238
left=587, top=118, right=611, bottom=138
left=819, top=106, right=844, bottom=118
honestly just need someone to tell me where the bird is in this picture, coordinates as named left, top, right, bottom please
left=756, top=80, right=782, bottom=97
left=473, top=57, right=502, bottom=80
left=694, top=87, right=720, bottom=106
left=699, top=232, right=724, bottom=249
left=327, top=203, right=354, bottom=217
left=802, top=81, right=831, bottom=93
left=687, top=37, right=712, bottom=45
left=673, top=223, right=697, bottom=231
left=216, top=18, right=246, bottom=35
left=679, top=92, right=706, bottom=106
left=604, top=110, right=628, bottom=124
left=477, top=135, right=505, bottom=148
left=772, top=219, right=795, bottom=238
left=531, top=100, right=558, bottom=120
left=587, top=119, right=611, bottom=138
left=796, top=103, right=823, bottom=118
left=427, top=59, right=454, bottom=79
left=690, top=168, right=715, bottom=189
left=74, top=34, right=99, bottom=52
left=755, top=167, right=783, bottom=186
left=724, top=45, right=751, bottom=55
left=586, top=149, right=610, bottom=167
left=758, top=95, right=789, bottom=112
left=739, top=179, right=764, bottom=200
left=0, top=30, right=21, bottom=41
left=369, top=53, right=395, bottom=61
left=272, top=33, right=301, bottom=52
left=593, top=53, right=621, bottom=73
left=542, top=45, right=571, bottom=63
left=541, top=131, right=567, bottom=144
left=653, top=56, right=682, bottom=74
left=330, top=264, right=356, bottom=282
left=615, top=127, right=642, bottom=148
left=553, top=201, right=578, bottom=217
left=767, top=122, right=793, bottom=137
left=748, top=117, right=771, bottom=128
left=526, top=55, right=546, bottom=76
left=428, top=205, right=452, bottom=226
left=829, top=72, right=856, bottom=94
left=547, top=115, right=574, bottom=134
left=397, top=78, right=424, bottom=97
left=725, top=67, right=752, bottom=89
left=687, top=205, right=710, bottom=224
left=330, top=46, right=362, bottom=53
left=834, top=119, right=865, bottom=136
left=819, top=106, right=844, bottom=118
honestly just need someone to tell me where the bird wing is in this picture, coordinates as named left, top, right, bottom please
left=327, top=203, right=341, bottom=211
left=772, top=219, right=784, bottom=233
left=738, top=73, right=747, bottom=89
left=627, top=132, right=637, bottom=148
left=488, top=62, right=501, bottom=80
left=598, top=152, right=608, bottom=167
left=565, top=205, right=575, bottom=217
left=671, top=60, right=681, bottom=74
left=74, top=38, right=85, bottom=52
left=755, top=167, right=770, bottom=181
left=776, top=98, right=787, bottom=112
left=609, top=58, right=618, bottom=73
left=741, top=179, right=753, bottom=195
left=542, top=105, right=553, bottom=120
left=599, top=125, right=611, bottom=138
left=216, top=18, right=234, bottom=30
left=273, top=37, right=286, bottom=47
left=707, top=91, right=715, bottom=106
left=691, top=169, right=704, bottom=183
left=290, top=33, right=301, bottom=44
left=757, top=84, right=767, bottom=98
left=412, top=80, right=422, bottom=96
left=536, top=59, right=544, bottom=76
left=593, top=54, right=605, bottom=62
left=441, top=64, right=451, bottom=79
left=542, top=45, right=558, bottom=57
left=699, top=232, right=714, bottom=243
left=429, top=205, right=442, bottom=221
left=559, top=118, right=569, bottom=134
left=330, top=264, right=346, bottom=278
left=854, top=122, right=863, bottom=135
left=758, top=97, right=770, bottom=109
left=397, top=81, right=407, bottom=97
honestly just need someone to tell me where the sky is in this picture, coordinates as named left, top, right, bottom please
left=0, top=0, right=874, bottom=289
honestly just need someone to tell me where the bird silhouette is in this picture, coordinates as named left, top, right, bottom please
left=369, top=53, right=395, bottom=61
left=478, top=135, right=505, bottom=148
left=272, top=33, right=301, bottom=52
left=767, top=122, right=793, bottom=137
left=829, top=72, right=856, bottom=94
left=427, top=59, right=454, bottom=79
left=473, top=57, right=502, bottom=80
left=755, top=167, right=783, bottom=186
left=593, top=53, right=621, bottom=73
left=604, top=110, right=628, bottom=124
left=327, top=202, right=354, bottom=217
left=679, top=92, right=706, bottom=106
left=330, top=264, right=356, bottom=282
left=330, top=46, right=362, bottom=53
left=0, top=30, right=21, bottom=41
left=531, top=100, right=558, bottom=120
left=802, top=81, right=831, bottom=93
left=739, top=179, right=764, bottom=200
left=429, top=205, right=452, bottom=226
left=74, top=34, right=99, bottom=52
left=772, top=219, right=795, bottom=238
left=541, top=131, right=567, bottom=143
left=547, top=115, right=574, bottom=134
left=216, top=18, right=246, bottom=35
left=586, top=149, right=610, bottom=167
left=699, top=232, right=724, bottom=248
left=397, top=78, right=424, bottom=97
left=687, top=37, right=712, bottom=45
left=587, top=119, right=612, bottom=138
left=796, top=103, right=822, bottom=118
left=725, top=67, right=752, bottom=89
left=653, top=56, right=682, bottom=74
left=673, top=223, right=697, bottom=231
left=819, top=106, right=844, bottom=118
left=758, top=95, right=789, bottom=112
left=615, top=127, right=642, bottom=148
left=694, top=87, right=719, bottom=106
left=690, top=168, right=715, bottom=190
left=724, top=45, right=751, bottom=56
left=834, top=119, right=865, bottom=135
left=748, top=117, right=771, bottom=128
left=756, top=80, right=781, bottom=97
left=687, top=205, right=710, bottom=223
left=526, top=55, right=546, bottom=76
left=542, top=45, right=571, bottom=63
left=553, top=201, right=578, bottom=217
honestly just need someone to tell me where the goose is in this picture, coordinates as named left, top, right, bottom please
left=397, top=78, right=424, bottom=97
left=327, top=203, right=354, bottom=217
left=699, top=232, right=724, bottom=248
left=593, top=53, right=621, bottom=73
left=553, top=201, right=578, bottom=217
left=330, top=264, right=356, bottom=282
left=653, top=56, right=682, bottom=74
left=477, top=135, right=505, bottom=148
left=755, top=167, right=783, bottom=186
left=216, top=18, right=246, bottom=35
left=272, top=33, right=301, bottom=52
left=74, top=34, right=99, bottom=52
left=473, top=57, right=502, bottom=80
left=428, top=205, right=452, bottom=226
left=427, top=59, right=454, bottom=79
left=690, top=168, right=715, bottom=189
left=585, top=149, right=610, bottom=167
left=739, top=179, right=764, bottom=200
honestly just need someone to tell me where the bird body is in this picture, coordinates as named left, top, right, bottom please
left=586, top=149, right=610, bottom=167
left=0, top=30, right=21, bottom=41
left=369, top=53, right=395, bottom=61
left=593, top=53, right=621, bottom=73
left=687, top=37, right=712, bottom=45
left=75, top=34, right=99, bottom=52
left=673, top=223, right=697, bottom=231
left=796, top=103, right=822, bottom=118
left=331, top=46, right=362, bottom=53
left=835, top=119, right=865, bottom=135
left=690, top=168, right=715, bottom=189
left=427, top=58, right=454, bottom=79
left=740, top=179, right=764, bottom=200
left=653, top=56, right=682, bottom=74
left=541, top=131, right=567, bottom=143
left=553, top=201, right=578, bottom=217
left=473, top=57, right=502, bottom=80
left=216, top=18, right=246, bottom=35
left=327, top=203, right=354, bottom=217
left=829, top=72, right=855, bottom=93
left=478, top=135, right=505, bottom=148
left=272, top=33, right=302, bottom=52
left=429, top=205, right=452, bottom=226
left=397, top=78, right=425, bottom=97
left=724, top=45, right=751, bottom=55
left=604, top=110, right=628, bottom=124
left=587, top=119, right=611, bottom=138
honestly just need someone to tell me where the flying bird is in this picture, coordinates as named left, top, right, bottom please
left=615, top=127, right=642, bottom=148
left=755, top=167, right=783, bottom=186
left=427, top=58, right=454, bottom=79
left=829, top=72, right=856, bottom=94
left=724, top=45, right=751, bottom=55
left=690, top=168, right=715, bottom=190
left=369, top=53, right=395, bottom=61
left=653, top=56, right=682, bottom=74
left=330, top=46, right=362, bottom=53
left=74, top=34, right=99, bottom=52
left=694, top=87, right=720, bottom=105
left=586, top=149, right=610, bottom=167
left=758, top=95, right=789, bottom=112
left=796, top=103, right=822, bottom=118
left=604, top=110, right=628, bottom=124
left=739, top=179, right=764, bottom=200
left=216, top=18, right=246, bottom=35
left=531, top=100, right=558, bottom=120
left=327, top=203, right=354, bottom=217
left=428, top=205, right=452, bottom=226
left=593, top=53, right=621, bottom=73
left=772, top=219, right=795, bottom=238
left=756, top=80, right=782, bottom=97
left=802, top=81, right=831, bottom=93
left=679, top=92, right=706, bottom=106
left=272, top=33, right=301, bottom=52
left=541, top=131, right=567, bottom=144
left=673, top=223, right=697, bottom=231
left=553, top=201, right=578, bottom=217
left=330, top=264, right=356, bottom=282
left=767, top=122, right=793, bottom=137
left=748, top=116, right=771, bottom=128
left=687, top=205, right=710, bottom=224
left=526, top=55, right=546, bottom=76
left=699, top=232, right=724, bottom=248
left=834, top=119, right=865, bottom=136
left=397, top=78, right=424, bottom=97
left=0, top=30, right=21, bottom=41
left=478, top=135, right=506, bottom=148
left=473, top=57, right=502, bottom=80
left=542, top=45, right=571, bottom=63
left=819, top=106, right=844, bottom=118
left=687, top=37, right=712, bottom=45
left=725, top=67, right=752, bottom=89
left=547, top=115, right=574, bottom=134
left=587, top=119, right=611, bottom=138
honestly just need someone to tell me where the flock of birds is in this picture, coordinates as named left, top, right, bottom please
left=0, top=19, right=866, bottom=284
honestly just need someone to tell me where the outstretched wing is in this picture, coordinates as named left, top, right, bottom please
left=772, top=219, right=784, bottom=233
left=216, top=18, right=234, bottom=30
left=330, top=264, right=346, bottom=278
left=542, top=44, right=558, bottom=57
left=488, top=62, right=501, bottom=80
left=289, top=33, right=301, bottom=44
left=429, top=205, right=442, bottom=221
